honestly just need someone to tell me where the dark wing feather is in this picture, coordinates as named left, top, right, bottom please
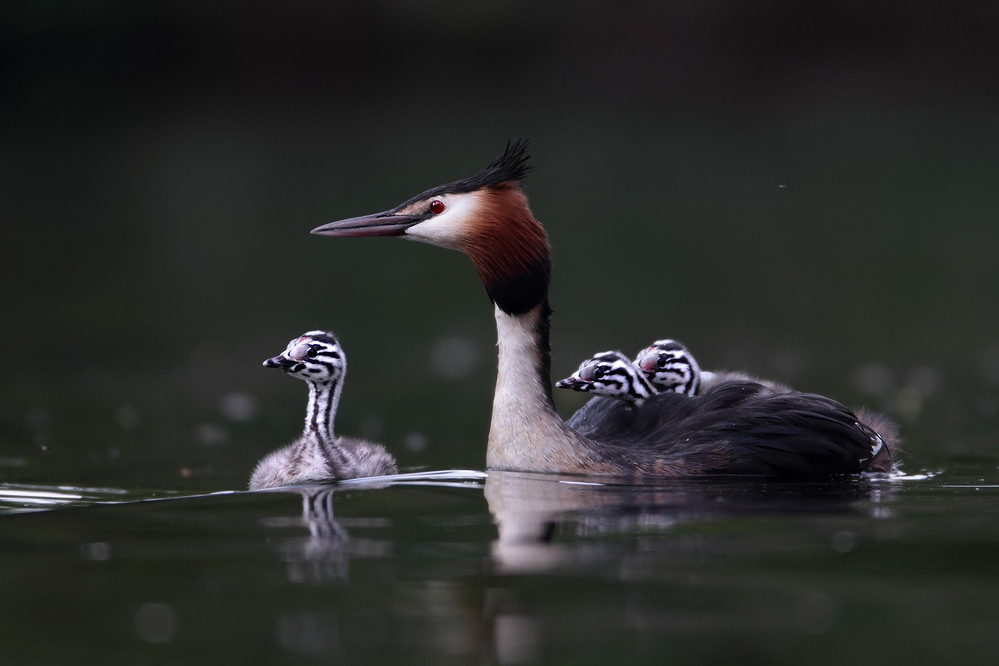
left=567, top=380, right=887, bottom=478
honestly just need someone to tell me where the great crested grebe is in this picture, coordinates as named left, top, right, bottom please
left=249, top=331, right=397, bottom=490
left=312, top=141, right=896, bottom=477
left=630, top=339, right=703, bottom=395
left=556, top=350, right=660, bottom=405
left=557, top=340, right=787, bottom=408
left=633, top=338, right=790, bottom=394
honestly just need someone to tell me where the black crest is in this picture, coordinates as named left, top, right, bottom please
left=400, top=139, right=534, bottom=207
left=465, top=139, right=533, bottom=191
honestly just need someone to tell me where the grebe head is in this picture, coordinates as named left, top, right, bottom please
left=634, top=339, right=701, bottom=397
left=264, top=331, right=345, bottom=385
left=556, top=351, right=656, bottom=405
left=312, top=140, right=551, bottom=315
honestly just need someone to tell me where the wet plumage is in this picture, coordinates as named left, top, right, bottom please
left=312, top=142, right=897, bottom=478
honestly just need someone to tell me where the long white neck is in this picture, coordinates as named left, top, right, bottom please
left=300, top=377, right=362, bottom=471
left=487, top=302, right=594, bottom=472
left=303, top=379, right=343, bottom=445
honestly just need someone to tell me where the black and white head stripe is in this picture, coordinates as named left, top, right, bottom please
left=634, top=339, right=702, bottom=397
left=264, top=330, right=345, bottom=383
left=556, top=351, right=656, bottom=405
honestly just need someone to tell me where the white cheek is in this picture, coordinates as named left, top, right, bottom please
left=404, top=216, right=464, bottom=250
left=403, top=192, right=480, bottom=250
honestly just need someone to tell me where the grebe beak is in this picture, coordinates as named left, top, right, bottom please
left=555, top=377, right=587, bottom=390
left=263, top=355, right=295, bottom=369
left=311, top=210, right=423, bottom=238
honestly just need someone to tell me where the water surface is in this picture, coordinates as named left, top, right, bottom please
left=2, top=465, right=997, bottom=664
left=4, top=6, right=999, bottom=663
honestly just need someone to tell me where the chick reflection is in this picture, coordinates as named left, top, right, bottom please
left=267, top=481, right=398, bottom=584
left=250, top=330, right=396, bottom=490
left=484, top=470, right=893, bottom=574
left=272, top=486, right=353, bottom=584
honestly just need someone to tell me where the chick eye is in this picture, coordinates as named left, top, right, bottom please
left=288, top=342, right=311, bottom=360
left=429, top=200, right=446, bottom=215
left=307, top=346, right=319, bottom=358
left=656, top=356, right=668, bottom=369
left=594, top=367, right=606, bottom=380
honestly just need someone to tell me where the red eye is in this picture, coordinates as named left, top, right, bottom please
left=429, top=200, right=446, bottom=215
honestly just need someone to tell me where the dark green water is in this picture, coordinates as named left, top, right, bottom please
left=2, top=467, right=999, bottom=664
left=4, top=4, right=999, bottom=663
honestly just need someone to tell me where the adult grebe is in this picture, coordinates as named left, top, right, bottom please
left=249, top=331, right=397, bottom=490
left=312, top=142, right=895, bottom=477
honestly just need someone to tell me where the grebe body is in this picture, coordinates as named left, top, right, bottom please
left=250, top=331, right=397, bottom=490
left=312, top=142, right=896, bottom=477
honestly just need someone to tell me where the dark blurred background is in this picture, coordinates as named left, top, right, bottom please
left=2, top=1, right=998, bottom=489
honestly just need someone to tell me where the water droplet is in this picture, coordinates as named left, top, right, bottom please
left=404, top=432, right=427, bottom=452
left=852, top=362, right=894, bottom=397
left=220, top=392, right=258, bottom=421
left=832, top=531, right=856, bottom=553
left=896, top=386, right=923, bottom=420
left=429, top=335, right=481, bottom=380
left=80, top=542, right=113, bottom=561
left=196, top=422, right=229, bottom=446
left=134, top=603, right=177, bottom=644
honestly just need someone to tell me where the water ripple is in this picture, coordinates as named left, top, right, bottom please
left=0, top=484, right=131, bottom=513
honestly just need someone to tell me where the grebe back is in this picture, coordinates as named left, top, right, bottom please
left=312, top=142, right=896, bottom=477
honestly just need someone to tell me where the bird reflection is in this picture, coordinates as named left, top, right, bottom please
left=261, top=470, right=486, bottom=585
left=271, top=485, right=353, bottom=584
left=264, top=472, right=899, bottom=581
left=483, top=470, right=897, bottom=574
left=266, top=482, right=393, bottom=584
